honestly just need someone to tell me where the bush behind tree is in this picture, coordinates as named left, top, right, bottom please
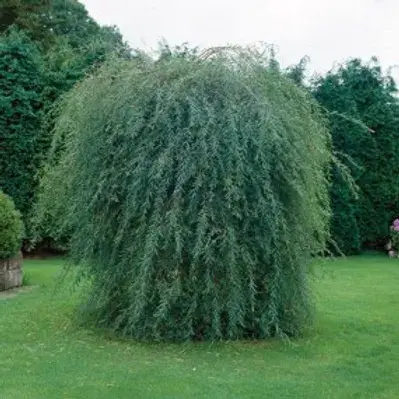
left=35, top=47, right=332, bottom=341
left=0, top=190, right=24, bottom=260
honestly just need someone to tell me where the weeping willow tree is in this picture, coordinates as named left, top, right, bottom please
left=35, top=46, right=332, bottom=341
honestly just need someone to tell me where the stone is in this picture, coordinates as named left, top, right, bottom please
left=0, top=252, right=23, bottom=291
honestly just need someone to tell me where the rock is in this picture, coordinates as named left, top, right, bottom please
left=0, top=252, right=23, bottom=291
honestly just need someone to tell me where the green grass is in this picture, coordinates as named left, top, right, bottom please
left=1, top=255, right=398, bottom=398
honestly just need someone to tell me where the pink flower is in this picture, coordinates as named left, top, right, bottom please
left=393, top=218, right=399, bottom=227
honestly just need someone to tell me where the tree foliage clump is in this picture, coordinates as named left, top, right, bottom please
left=0, top=190, right=23, bottom=260
left=36, top=47, right=332, bottom=341
left=313, top=58, right=399, bottom=254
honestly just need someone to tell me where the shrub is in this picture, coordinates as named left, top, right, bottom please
left=0, top=190, right=23, bottom=260
left=388, top=218, right=399, bottom=257
left=36, top=46, right=332, bottom=341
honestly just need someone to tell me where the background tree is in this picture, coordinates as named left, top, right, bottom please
left=0, top=29, right=44, bottom=219
left=313, top=58, right=399, bottom=253
left=0, top=0, right=131, bottom=248
left=35, top=47, right=332, bottom=341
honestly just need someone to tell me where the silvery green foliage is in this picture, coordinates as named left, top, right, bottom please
left=36, top=46, right=331, bottom=341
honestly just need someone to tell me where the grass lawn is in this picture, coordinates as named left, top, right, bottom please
left=0, top=255, right=398, bottom=398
